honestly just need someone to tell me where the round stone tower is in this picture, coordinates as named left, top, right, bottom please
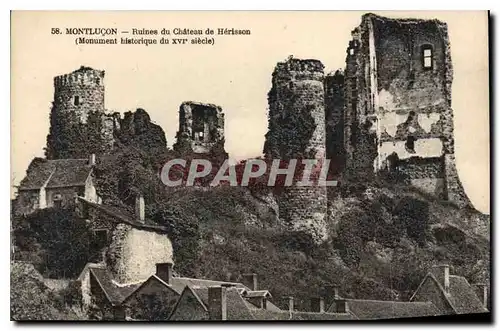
left=53, top=66, right=105, bottom=123
left=46, top=66, right=107, bottom=159
left=264, top=57, right=328, bottom=243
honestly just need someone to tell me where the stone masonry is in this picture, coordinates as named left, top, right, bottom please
left=46, top=66, right=116, bottom=159
left=263, top=57, right=328, bottom=242
left=339, top=13, right=471, bottom=207
left=53, top=66, right=105, bottom=123
left=173, top=101, right=226, bottom=156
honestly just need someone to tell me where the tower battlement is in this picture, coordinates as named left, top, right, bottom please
left=272, top=57, right=325, bottom=82
left=54, top=66, right=105, bottom=88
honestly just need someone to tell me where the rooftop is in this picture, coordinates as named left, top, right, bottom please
left=18, top=158, right=92, bottom=190
left=327, top=298, right=440, bottom=320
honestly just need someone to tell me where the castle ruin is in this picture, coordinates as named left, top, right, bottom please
left=46, top=66, right=118, bottom=159
left=173, top=101, right=226, bottom=156
left=263, top=13, right=472, bottom=240
left=341, top=13, right=470, bottom=206
left=264, top=58, right=329, bottom=241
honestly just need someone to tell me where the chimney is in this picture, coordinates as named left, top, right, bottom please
left=242, top=273, right=258, bottom=291
left=334, top=299, right=349, bottom=314
left=473, top=283, right=488, bottom=309
left=156, top=262, right=173, bottom=285
left=322, top=285, right=340, bottom=308
left=432, top=264, right=450, bottom=293
left=285, top=296, right=294, bottom=313
left=208, top=286, right=227, bottom=320
left=112, top=305, right=126, bottom=321
left=135, top=194, right=145, bottom=222
left=89, top=153, right=96, bottom=166
left=310, top=297, right=325, bottom=313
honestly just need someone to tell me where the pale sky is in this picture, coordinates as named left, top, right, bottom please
left=11, top=11, right=489, bottom=213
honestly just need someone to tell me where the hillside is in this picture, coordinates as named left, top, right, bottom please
left=142, top=183, right=488, bottom=310
left=13, top=107, right=489, bottom=314
left=89, top=138, right=490, bottom=311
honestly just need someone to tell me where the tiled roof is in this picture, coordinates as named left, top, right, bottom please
left=46, top=159, right=92, bottom=188
left=19, top=158, right=91, bottom=190
left=89, top=267, right=142, bottom=306
left=168, top=277, right=247, bottom=295
left=171, top=286, right=256, bottom=320
left=249, top=309, right=357, bottom=320
left=447, top=275, right=488, bottom=314
left=327, top=299, right=440, bottom=320
left=410, top=271, right=488, bottom=315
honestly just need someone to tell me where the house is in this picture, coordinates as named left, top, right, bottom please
left=169, top=287, right=357, bottom=321
left=410, top=264, right=489, bottom=315
left=326, top=297, right=440, bottom=320
left=323, top=264, right=488, bottom=320
left=79, top=260, right=282, bottom=321
left=15, top=155, right=98, bottom=216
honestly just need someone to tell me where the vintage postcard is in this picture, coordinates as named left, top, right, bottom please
left=10, top=11, right=490, bottom=321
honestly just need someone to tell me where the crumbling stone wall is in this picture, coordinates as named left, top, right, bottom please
left=343, top=14, right=471, bottom=207
left=325, top=70, right=345, bottom=173
left=343, top=25, right=378, bottom=178
left=106, top=223, right=173, bottom=285
left=396, top=157, right=445, bottom=197
left=263, top=57, right=328, bottom=243
left=174, top=101, right=226, bottom=156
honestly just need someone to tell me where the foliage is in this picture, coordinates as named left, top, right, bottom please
left=10, top=261, right=78, bottom=320
left=45, top=108, right=107, bottom=159
left=12, top=207, right=101, bottom=278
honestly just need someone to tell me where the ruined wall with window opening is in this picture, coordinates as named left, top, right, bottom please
left=341, top=13, right=471, bottom=207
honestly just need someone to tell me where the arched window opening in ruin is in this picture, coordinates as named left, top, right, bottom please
left=421, top=44, right=433, bottom=70
left=74, top=95, right=80, bottom=106
left=405, top=136, right=416, bottom=153
left=349, top=48, right=355, bottom=56
left=191, top=104, right=218, bottom=144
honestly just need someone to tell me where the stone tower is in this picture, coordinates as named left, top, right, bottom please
left=46, top=66, right=110, bottom=159
left=264, top=57, right=328, bottom=242
left=343, top=13, right=471, bottom=207
left=53, top=66, right=105, bottom=123
left=173, top=101, right=226, bottom=157
left=45, top=66, right=119, bottom=159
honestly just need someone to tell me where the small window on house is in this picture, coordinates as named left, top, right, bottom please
left=53, top=194, right=62, bottom=208
left=74, top=96, right=80, bottom=106
left=422, top=45, right=433, bottom=69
